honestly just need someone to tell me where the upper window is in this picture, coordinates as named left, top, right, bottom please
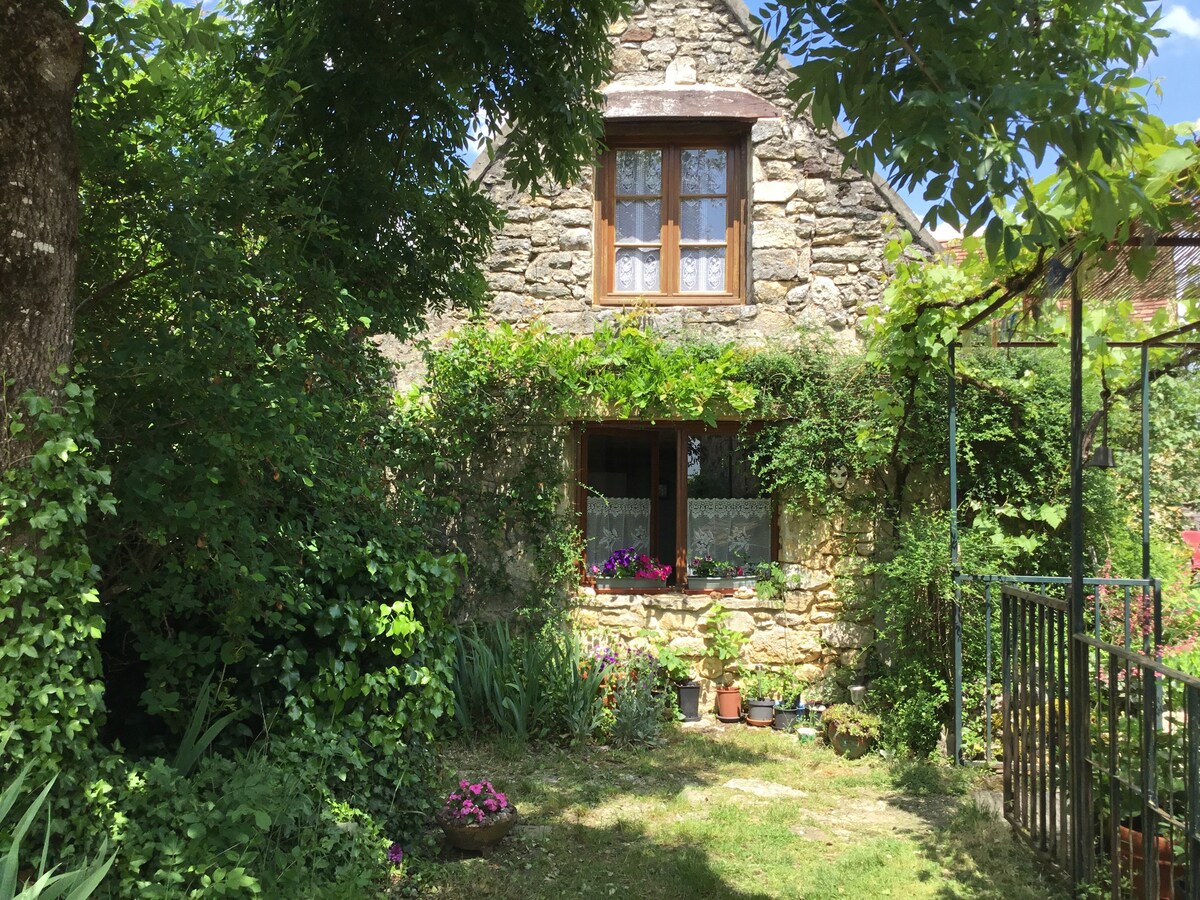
left=594, top=126, right=747, bottom=306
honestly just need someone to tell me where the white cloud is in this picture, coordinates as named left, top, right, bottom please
left=1162, top=5, right=1200, bottom=40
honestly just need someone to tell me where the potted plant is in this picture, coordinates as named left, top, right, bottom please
left=701, top=602, right=748, bottom=722
left=591, top=547, right=672, bottom=590
left=822, top=704, right=880, bottom=759
left=1091, top=699, right=1188, bottom=898
left=435, top=779, right=518, bottom=852
left=772, top=666, right=804, bottom=731
left=751, top=562, right=791, bottom=605
left=688, top=556, right=756, bottom=591
left=741, top=668, right=779, bottom=727
left=650, top=640, right=702, bottom=722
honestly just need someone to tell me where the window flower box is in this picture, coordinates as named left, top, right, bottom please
left=595, top=577, right=669, bottom=591
left=687, top=575, right=757, bottom=591
left=687, top=556, right=756, bottom=591
left=590, top=547, right=672, bottom=590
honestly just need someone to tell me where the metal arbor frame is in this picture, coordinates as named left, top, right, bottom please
left=945, top=234, right=1200, bottom=896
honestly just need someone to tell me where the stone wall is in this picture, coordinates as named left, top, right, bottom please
left=382, top=0, right=938, bottom=387
left=573, top=507, right=877, bottom=709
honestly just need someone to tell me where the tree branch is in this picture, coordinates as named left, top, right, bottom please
left=867, top=0, right=945, bottom=94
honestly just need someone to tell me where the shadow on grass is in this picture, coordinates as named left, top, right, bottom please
left=883, top=760, right=1069, bottom=900
left=413, top=816, right=773, bottom=900
left=442, top=725, right=781, bottom=823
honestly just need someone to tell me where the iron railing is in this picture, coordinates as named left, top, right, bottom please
left=956, top=573, right=1198, bottom=898
left=1082, top=635, right=1200, bottom=900
left=1001, top=584, right=1072, bottom=873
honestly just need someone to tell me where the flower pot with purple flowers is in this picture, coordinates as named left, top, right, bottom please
left=436, top=779, right=518, bottom=852
left=591, top=547, right=672, bottom=590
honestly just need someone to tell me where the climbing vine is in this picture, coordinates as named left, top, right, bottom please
left=0, top=371, right=112, bottom=781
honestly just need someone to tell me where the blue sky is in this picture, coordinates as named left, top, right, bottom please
left=1138, top=3, right=1200, bottom=126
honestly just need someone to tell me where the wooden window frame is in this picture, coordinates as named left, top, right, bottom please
left=594, top=122, right=749, bottom=307
left=575, top=421, right=778, bottom=593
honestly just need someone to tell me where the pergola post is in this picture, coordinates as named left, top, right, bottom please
left=1068, top=265, right=1093, bottom=883
left=949, top=342, right=962, bottom=764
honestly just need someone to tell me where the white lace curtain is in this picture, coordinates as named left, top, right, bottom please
left=585, top=497, right=650, bottom=568
left=686, top=498, right=771, bottom=566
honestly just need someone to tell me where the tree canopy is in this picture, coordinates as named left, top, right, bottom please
left=757, top=0, right=1198, bottom=259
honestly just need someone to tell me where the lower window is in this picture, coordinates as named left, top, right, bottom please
left=578, top=423, right=774, bottom=587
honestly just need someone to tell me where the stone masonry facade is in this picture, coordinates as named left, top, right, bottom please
left=381, top=0, right=941, bottom=704
left=573, top=509, right=878, bottom=709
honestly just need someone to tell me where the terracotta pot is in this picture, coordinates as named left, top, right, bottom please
left=436, top=805, right=518, bottom=852
left=1118, top=823, right=1183, bottom=900
left=715, top=686, right=742, bottom=721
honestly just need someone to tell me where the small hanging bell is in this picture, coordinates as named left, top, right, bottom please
left=1087, top=445, right=1116, bottom=469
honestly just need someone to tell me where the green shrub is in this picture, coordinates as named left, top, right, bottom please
left=875, top=676, right=947, bottom=756
left=451, top=623, right=608, bottom=745
left=99, top=741, right=388, bottom=899
left=601, top=668, right=669, bottom=748
left=1, top=767, right=115, bottom=899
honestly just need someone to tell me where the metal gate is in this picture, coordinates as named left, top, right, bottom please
left=977, top=579, right=1200, bottom=899
left=1001, top=584, right=1072, bottom=872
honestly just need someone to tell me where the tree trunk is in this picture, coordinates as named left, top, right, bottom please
left=0, top=0, right=83, bottom=471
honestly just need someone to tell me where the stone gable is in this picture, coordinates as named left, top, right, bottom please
left=379, top=0, right=938, bottom=386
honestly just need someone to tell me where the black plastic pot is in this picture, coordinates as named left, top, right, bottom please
left=674, top=681, right=701, bottom=722
left=745, top=698, right=775, bottom=727
left=772, top=704, right=799, bottom=731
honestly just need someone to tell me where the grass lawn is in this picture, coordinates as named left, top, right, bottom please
left=404, top=723, right=1065, bottom=899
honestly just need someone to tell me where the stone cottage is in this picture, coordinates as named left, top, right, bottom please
left=386, top=0, right=943, bottom=704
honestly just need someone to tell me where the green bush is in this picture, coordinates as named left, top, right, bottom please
left=451, top=623, right=608, bottom=745
left=601, top=669, right=669, bottom=748
left=1, top=767, right=115, bottom=899
left=97, top=741, right=389, bottom=898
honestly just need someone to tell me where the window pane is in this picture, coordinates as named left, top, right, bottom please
left=681, top=149, right=727, bottom=194
left=681, top=199, right=726, bottom=242
left=680, top=248, right=725, bottom=292
left=687, top=499, right=771, bottom=567
left=686, top=435, right=759, bottom=499
left=584, top=432, right=651, bottom=567
left=616, top=200, right=661, bottom=244
left=685, top=434, right=769, bottom=567
left=616, top=149, right=662, bottom=195
left=615, top=248, right=661, bottom=292
left=587, top=497, right=651, bottom=568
